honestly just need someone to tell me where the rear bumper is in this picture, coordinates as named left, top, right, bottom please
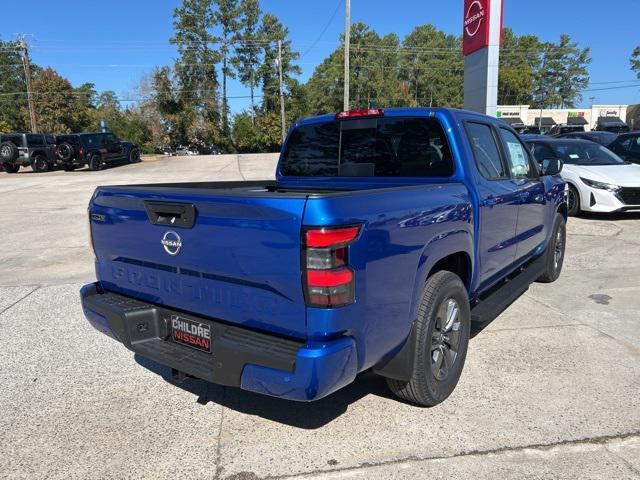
left=80, top=283, right=357, bottom=401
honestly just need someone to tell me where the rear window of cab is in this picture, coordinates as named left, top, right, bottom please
left=280, top=116, right=454, bottom=178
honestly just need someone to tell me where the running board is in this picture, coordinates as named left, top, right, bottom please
left=471, top=261, right=545, bottom=327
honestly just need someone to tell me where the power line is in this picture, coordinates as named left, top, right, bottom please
left=300, top=0, right=343, bottom=59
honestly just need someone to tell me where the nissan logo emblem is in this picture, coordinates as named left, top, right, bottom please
left=161, top=230, right=182, bottom=256
left=464, top=0, right=485, bottom=37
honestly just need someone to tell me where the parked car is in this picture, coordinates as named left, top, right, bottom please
left=174, top=145, right=199, bottom=156
left=607, top=132, right=640, bottom=164
left=549, top=124, right=585, bottom=136
left=525, top=137, right=640, bottom=215
left=55, top=132, right=140, bottom=171
left=0, top=133, right=57, bottom=173
left=198, top=144, right=223, bottom=155
left=554, top=131, right=618, bottom=146
left=155, top=146, right=176, bottom=156
left=519, top=133, right=548, bottom=141
left=81, top=107, right=567, bottom=407
left=520, top=126, right=542, bottom=135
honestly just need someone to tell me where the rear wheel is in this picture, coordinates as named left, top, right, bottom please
left=386, top=271, right=470, bottom=407
left=537, top=214, right=566, bottom=283
left=88, top=154, right=103, bottom=171
left=567, top=185, right=580, bottom=216
left=3, top=163, right=19, bottom=174
left=31, top=154, right=49, bottom=173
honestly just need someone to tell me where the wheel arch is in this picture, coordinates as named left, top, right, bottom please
left=373, top=232, right=473, bottom=382
left=30, top=149, right=48, bottom=160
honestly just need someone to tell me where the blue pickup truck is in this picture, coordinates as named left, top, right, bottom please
left=81, top=108, right=567, bottom=406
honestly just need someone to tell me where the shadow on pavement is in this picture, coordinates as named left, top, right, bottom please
left=135, top=354, right=398, bottom=429
left=578, top=212, right=640, bottom=221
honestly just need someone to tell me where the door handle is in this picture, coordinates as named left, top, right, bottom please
left=482, top=196, right=497, bottom=207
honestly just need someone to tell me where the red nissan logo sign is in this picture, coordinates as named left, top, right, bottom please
left=463, top=0, right=501, bottom=56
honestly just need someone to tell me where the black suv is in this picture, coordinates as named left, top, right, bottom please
left=0, top=133, right=58, bottom=173
left=55, top=132, right=140, bottom=171
left=607, top=132, right=640, bottom=164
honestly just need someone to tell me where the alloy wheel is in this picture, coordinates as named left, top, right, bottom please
left=431, top=298, right=462, bottom=381
left=554, top=225, right=565, bottom=270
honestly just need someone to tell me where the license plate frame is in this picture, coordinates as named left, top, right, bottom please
left=170, top=315, right=212, bottom=354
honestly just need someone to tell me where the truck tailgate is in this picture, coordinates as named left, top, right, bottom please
left=90, top=187, right=308, bottom=338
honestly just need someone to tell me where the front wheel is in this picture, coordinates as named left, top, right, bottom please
left=129, top=148, right=140, bottom=163
left=567, top=185, right=580, bottom=216
left=537, top=214, right=566, bottom=283
left=31, top=154, right=49, bottom=173
left=386, top=271, right=470, bottom=407
left=88, top=154, right=103, bottom=171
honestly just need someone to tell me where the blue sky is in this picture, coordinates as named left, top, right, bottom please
left=4, top=0, right=640, bottom=112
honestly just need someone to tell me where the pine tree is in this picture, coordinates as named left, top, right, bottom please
left=630, top=46, right=640, bottom=79
left=214, top=0, right=242, bottom=138
left=0, top=39, right=29, bottom=132
left=532, top=35, right=591, bottom=109
left=233, top=0, right=262, bottom=125
left=499, top=29, right=542, bottom=105
left=257, top=14, right=301, bottom=114
left=171, top=0, right=221, bottom=143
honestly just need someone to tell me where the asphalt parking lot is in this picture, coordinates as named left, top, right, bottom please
left=1, top=156, right=639, bottom=479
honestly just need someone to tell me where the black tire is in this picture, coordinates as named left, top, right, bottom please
left=567, top=185, right=580, bottom=216
left=386, top=271, right=470, bottom=407
left=31, top=154, right=49, bottom=173
left=0, top=141, right=18, bottom=162
left=129, top=148, right=140, bottom=163
left=3, top=163, right=20, bottom=173
left=537, top=214, right=566, bottom=283
left=56, top=142, right=75, bottom=161
left=88, top=154, right=103, bottom=171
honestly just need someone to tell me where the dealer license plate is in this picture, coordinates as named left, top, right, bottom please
left=170, top=315, right=212, bottom=353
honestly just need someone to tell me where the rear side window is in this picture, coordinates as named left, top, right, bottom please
left=82, top=134, right=104, bottom=147
left=465, top=122, right=506, bottom=179
left=1, top=135, right=24, bottom=146
left=529, top=143, right=556, bottom=164
left=26, top=134, right=44, bottom=146
left=58, top=135, right=80, bottom=145
left=280, top=117, right=454, bottom=177
left=620, top=136, right=640, bottom=152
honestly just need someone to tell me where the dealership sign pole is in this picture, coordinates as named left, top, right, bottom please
left=463, top=0, right=503, bottom=116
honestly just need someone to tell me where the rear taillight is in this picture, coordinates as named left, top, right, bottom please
left=303, top=225, right=361, bottom=307
left=79, top=147, right=85, bottom=157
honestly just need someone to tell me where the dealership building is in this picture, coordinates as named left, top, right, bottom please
left=495, top=104, right=631, bottom=133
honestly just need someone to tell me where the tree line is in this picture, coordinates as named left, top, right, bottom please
left=1, top=0, right=637, bottom=153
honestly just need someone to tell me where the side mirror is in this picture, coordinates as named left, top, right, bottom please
left=541, top=158, right=563, bottom=176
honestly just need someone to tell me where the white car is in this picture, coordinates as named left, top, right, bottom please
left=526, top=138, right=640, bottom=215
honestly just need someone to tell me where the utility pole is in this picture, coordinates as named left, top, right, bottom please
left=277, top=40, right=286, bottom=143
left=343, top=0, right=351, bottom=111
left=19, top=36, right=37, bottom=133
